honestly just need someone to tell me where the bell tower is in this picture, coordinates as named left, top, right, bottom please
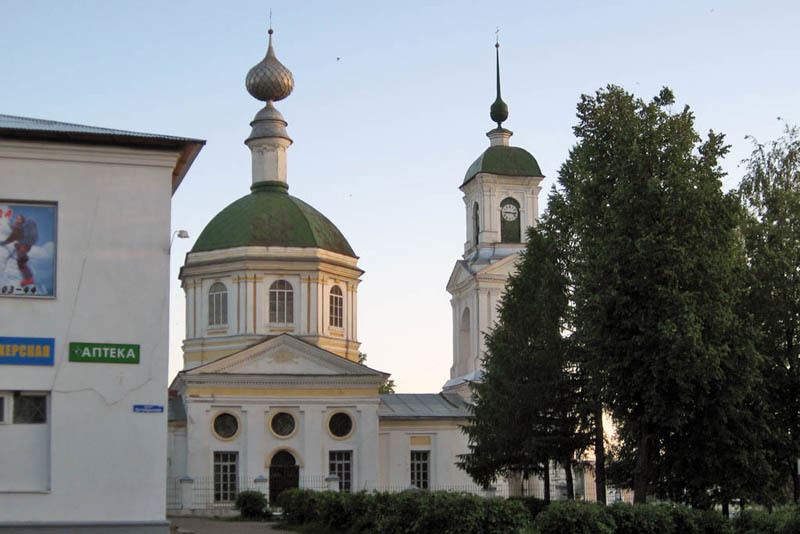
left=444, top=40, right=544, bottom=395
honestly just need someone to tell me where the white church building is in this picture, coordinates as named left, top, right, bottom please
left=166, top=30, right=557, bottom=511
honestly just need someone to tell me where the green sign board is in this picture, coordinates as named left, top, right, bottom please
left=69, top=342, right=140, bottom=364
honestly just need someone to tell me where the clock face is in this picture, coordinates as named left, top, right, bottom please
left=501, top=203, right=519, bottom=221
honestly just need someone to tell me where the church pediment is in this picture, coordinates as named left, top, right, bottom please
left=473, top=252, right=520, bottom=278
left=446, top=260, right=475, bottom=293
left=447, top=252, right=521, bottom=294
left=184, top=334, right=386, bottom=377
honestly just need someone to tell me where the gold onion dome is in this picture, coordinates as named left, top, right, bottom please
left=246, top=29, right=294, bottom=102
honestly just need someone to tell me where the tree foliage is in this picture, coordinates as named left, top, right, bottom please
left=739, top=123, right=800, bottom=502
left=551, top=85, right=768, bottom=506
left=359, top=352, right=396, bottom=394
left=461, top=84, right=785, bottom=508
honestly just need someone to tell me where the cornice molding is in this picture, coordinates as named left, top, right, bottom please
left=0, top=140, right=179, bottom=168
left=182, top=373, right=384, bottom=389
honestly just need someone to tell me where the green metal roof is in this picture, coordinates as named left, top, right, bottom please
left=191, top=181, right=356, bottom=257
left=463, top=145, right=543, bottom=185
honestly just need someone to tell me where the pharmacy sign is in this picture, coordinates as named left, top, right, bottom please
left=69, top=342, right=140, bottom=364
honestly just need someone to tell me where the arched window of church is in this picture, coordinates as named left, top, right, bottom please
left=500, top=197, right=521, bottom=243
left=473, top=202, right=480, bottom=246
left=208, top=282, right=227, bottom=326
left=329, top=285, right=343, bottom=328
left=269, top=280, right=294, bottom=324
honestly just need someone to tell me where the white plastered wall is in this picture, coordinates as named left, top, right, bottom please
left=182, top=395, right=381, bottom=491
left=377, top=422, right=474, bottom=489
left=0, top=140, right=178, bottom=522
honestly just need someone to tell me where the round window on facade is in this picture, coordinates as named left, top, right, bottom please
left=212, top=411, right=240, bottom=440
left=328, top=411, right=354, bottom=439
left=270, top=411, right=296, bottom=438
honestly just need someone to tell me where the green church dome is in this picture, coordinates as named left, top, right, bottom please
left=192, top=182, right=356, bottom=257
left=463, top=145, right=543, bottom=185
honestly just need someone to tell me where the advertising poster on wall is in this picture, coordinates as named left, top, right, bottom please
left=0, top=201, right=57, bottom=298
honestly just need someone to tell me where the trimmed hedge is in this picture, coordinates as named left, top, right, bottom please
left=278, top=489, right=530, bottom=534
left=278, top=490, right=800, bottom=534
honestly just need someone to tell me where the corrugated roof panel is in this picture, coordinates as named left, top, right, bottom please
left=0, top=114, right=202, bottom=143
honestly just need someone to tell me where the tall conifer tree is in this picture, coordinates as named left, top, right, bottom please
left=459, top=225, right=591, bottom=499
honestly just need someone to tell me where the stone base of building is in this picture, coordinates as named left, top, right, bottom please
left=0, top=521, right=169, bottom=533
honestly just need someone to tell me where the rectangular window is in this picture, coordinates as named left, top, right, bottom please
left=0, top=396, right=5, bottom=423
left=410, top=450, right=429, bottom=489
left=214, top=451, right=238, bottom=502
left=329, top=450, right=352, bottom=493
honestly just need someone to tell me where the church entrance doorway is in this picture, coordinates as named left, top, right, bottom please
left=269, top=450, right=299, bottom=504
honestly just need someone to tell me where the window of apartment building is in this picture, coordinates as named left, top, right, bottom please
left=13, top=393, right=47, bottom=423
left=410, top=450, right=430, bottom=490
left=213, top=451, right=238, bottom=502
left=328, top=450, right=352, bottom=493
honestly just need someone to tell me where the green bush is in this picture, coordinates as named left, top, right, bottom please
left=234, top=490, right=268, bottom=519
left=279, top=488, right=323, bottom=524
left=508, top=496, right=549, bottom=521
left=277, top=489, right=530, bottom=534
left=609, top=503, right=673, bottom=534
left=778, top=507, right=800, bottom=534
left=733, top=509, right=782, bottom=534
left=690, top=508, right=733, bottom=534
left=482, top=497, right=531, bottom=533
left=533, top=500, right=616, bottom=534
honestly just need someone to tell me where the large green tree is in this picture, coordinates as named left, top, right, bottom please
left=552, top=85, right=767, bottom=506
left=459, top=225, right=591, bottom=500
left=739, top=124, right=800, bottom=502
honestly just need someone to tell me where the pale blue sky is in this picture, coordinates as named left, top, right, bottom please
left=2, top=1, right=797, bottom=392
